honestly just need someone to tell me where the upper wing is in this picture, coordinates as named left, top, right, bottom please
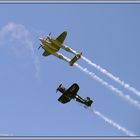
left=56, top=31, right=67, bottom=44
left=42, top=51, right=51, bottom=56
left=64, top=83, right=79, bottom=99
left=58, top=95, right=70, bottom=104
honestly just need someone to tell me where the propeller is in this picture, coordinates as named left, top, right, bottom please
left=47, top=32, right=52, bottom=39
left=49, top=32, right=51, bottom=36
left=56, top=83, right=62, bottom=93
left=56, top=88, right=59, bottom=93
left=38, top=46, right=41, bottom=50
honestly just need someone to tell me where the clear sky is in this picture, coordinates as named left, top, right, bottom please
left=0, top=3, right=140, bottom=136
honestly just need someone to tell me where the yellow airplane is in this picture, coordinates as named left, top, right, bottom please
left=39, top=31, right=82, bottom=66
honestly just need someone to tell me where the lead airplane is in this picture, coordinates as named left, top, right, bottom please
left=39, top=31, right=82, bottom=66
left=56, top=83, right=93, bottom=107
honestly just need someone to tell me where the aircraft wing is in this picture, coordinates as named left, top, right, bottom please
left=64, top=83, right=79, bottom=99
left=58, top=95, right=71, bottom=104
left=56, top=31, right=67, bottom=44
left=42, top=51, right=51, bottom=56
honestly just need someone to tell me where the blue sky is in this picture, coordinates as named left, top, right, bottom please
left=0, top=3, right=140, bottom=136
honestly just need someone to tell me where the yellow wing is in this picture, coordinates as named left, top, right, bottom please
left=56, top=31, right=67, bottom=44
left=42, top=51, right=51, bottom=56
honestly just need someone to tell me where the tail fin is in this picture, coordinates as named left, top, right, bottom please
left=86, top=97, right=93, bottom=107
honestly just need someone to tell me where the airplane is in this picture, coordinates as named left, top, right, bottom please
left=39, top=31, right=82, bottom=66
left=56, top=83, right=93, bottom=107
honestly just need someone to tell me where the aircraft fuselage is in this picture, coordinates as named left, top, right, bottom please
left=40, top=39, right=59, bottom=54
left=48, top=37, right=67, bottom=50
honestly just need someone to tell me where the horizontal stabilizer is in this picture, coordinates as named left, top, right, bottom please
left=86, top=99, right=93, bottom=107
left=69, top=52, right=82, bottom=66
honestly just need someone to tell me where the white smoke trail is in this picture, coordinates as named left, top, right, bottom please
left=62, top=54, right=137, bottom=136
left=75, top=63, right=140, bottom=111
left=73, top=100, right=136, bottom=136
left=81, top=56, right=140, bottom=98
left=87, top=107, right=136, bottom=136
left=0, top=22, right=40, bottom=79
left=62, top=54, right=140, bottom=110
left=67, top=47, right=140, bottom=98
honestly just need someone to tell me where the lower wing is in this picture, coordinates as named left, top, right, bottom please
left=58, top=95, right=71, bottom=104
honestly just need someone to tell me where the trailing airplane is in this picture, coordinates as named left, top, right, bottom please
left=56, top=83, right=93, bottom=107
left=39, top=31, right=82, bottom=66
